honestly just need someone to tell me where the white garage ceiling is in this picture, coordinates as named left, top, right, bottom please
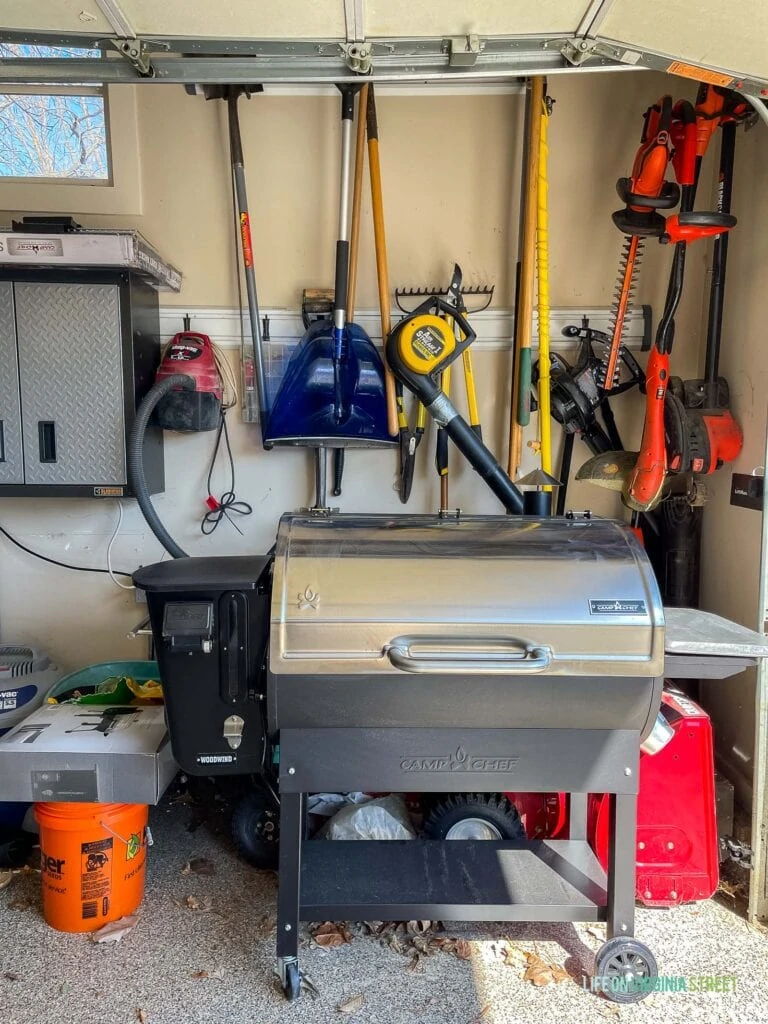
left=0, top=0, right=765, bottom=97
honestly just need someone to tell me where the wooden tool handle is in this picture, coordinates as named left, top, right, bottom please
left=507, top=76, right=544, bottom=480
left=366, top=86, right=399, bottom=437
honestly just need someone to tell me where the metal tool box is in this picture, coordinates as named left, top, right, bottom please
left=0, top=223, right=179, bottom=498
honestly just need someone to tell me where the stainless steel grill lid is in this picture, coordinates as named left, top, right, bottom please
left=270, top=514, right=665, bottom=680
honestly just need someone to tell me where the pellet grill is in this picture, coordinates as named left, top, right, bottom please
left=137, top=511, right=666, bottom=1002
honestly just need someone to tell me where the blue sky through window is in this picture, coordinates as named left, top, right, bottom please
left=0, top=45, right=109, bottom=180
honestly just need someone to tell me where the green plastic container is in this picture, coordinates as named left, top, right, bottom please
left=49, top=661, right=160, bottom=704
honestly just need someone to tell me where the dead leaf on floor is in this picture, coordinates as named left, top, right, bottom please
left=0, top=870, right=13, bottom=891
left=191, top=968, right=225, bottom=981
left=8, top=896, right=34, bottom=911
left=172, top=895, right=212, bottom=912
left=90, top=915, right=139, bottom=944
left=256, top=914, right=276, bottom=938
left=310, top=921, right=353, bottom=948
left=386, top=934, right=405, bottom=955
left=501, top=945, right=526, bottom=967
left=522, top=951, right=570, bottom=987
left=181, top=857, right=216, bottom=877
left=301, top=974, right=321, bottom=999
left=406, top=953, right=425, bottom=973
left=136, top=1010, right=148, bottom=1024
left=597, top=1003, right=621, bottom=1018
left=337, top=993, right=365, bottom=1014
left=171, top=791, right=195, bottom=805
left=406, top=920, right=432, bottom=935
left=586, top=926, right=605, bottom=941
left=467, top=1005, right=492, bottom=1024
left=3, top=972, right=21, bottom=982
left=454, top=939, right=472, bottom=961
left=412, top=935, right=433, bottom=955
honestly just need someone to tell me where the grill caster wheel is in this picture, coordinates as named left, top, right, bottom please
left=424, top=793, right=525, bottom=840
left=231, top=789, right=279, bottom=870
left=594, top=937, right=658, bottom=1004
left=281, top=959, right=301, bottom=1002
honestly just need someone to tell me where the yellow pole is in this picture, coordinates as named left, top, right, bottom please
left=507, top=76, right=544, bottom=479
left=537, top=95, right=552, bottom=481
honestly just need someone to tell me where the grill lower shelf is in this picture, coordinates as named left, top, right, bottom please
left=299, top=839, right=608, bottom=922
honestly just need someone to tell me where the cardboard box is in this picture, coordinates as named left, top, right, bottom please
left=0, top=705, right=177, bottom=804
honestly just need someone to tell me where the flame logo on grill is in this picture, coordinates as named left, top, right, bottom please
left=297, top=586, right=320, bottom=611
left=450, top=746, right=468, bottom=771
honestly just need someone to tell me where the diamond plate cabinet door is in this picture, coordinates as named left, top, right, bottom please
left=14, top=282, right=126, bottom=486
left=0, top=282, right=23, bottom=484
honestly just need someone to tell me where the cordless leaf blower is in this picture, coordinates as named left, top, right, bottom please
left=386, top=296, right=524, bottom=514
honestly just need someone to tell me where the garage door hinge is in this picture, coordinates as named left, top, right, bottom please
left=113, top=38, right=154, bottom=78
left=339, top=41, right=372, bottom=75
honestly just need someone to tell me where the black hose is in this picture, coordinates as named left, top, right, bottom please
left=128, top=375, right=194, bottom=559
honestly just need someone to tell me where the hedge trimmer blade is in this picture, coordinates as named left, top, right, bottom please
left=598, top=234, right=645, bottom=392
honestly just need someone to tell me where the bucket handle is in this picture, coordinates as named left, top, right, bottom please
left=99, top=819, right=154, bottom=848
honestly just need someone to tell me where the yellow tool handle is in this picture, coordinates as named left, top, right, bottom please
left=537, top=95, right=552, bottom=481
left=508, top=76, right=544, bottom=480
left=462, top=347, right=481, bottom=433
left=367, top=87, right=399, bottom=437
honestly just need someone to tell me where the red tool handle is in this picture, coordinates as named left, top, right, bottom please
left=662, top=213, right=737, bottom=244
left=671, top=100, right=697, bottom=187
left=623, top=347, right=669, bottom=511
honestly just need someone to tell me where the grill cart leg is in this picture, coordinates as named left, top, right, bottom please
left=276, top=792, right=304, bottom=1001
left=606, top=793, right=636, bottom=939
left=597, top=791, right=658, bottom=1004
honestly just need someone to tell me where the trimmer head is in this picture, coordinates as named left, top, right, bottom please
left=576, top=450, right=639, bottom=491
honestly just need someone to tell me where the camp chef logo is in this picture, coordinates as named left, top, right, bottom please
left=400, top=745, right=519, bottom=774
left=589, top=599, right=647, bottom=615
left=7, top=237, right=64, bottom=257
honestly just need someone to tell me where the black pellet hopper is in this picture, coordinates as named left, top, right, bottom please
left=135, top=512, right=665, bottom=1003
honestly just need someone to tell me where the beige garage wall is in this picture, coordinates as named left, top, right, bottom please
left=0, top=69, right=716, bottom=672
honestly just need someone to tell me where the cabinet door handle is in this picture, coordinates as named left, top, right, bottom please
left=38, top=421, right=57, bottom=463
left=0, top=420, right=4, bottom=462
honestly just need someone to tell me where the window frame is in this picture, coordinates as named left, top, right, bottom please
left=0, top=81, right=113, bottom=185
left=0, top=84, right=141, bottom=216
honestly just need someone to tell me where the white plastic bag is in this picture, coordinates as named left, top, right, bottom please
left=322, top=795, right=415, bottom=840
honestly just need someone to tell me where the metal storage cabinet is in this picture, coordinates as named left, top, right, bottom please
left=0, top=269, right=164, bottom=498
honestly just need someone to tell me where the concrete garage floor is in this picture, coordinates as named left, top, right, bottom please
left=1, top=792, right=765, bottom=1024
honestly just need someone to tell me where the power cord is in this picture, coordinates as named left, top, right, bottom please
left=0, top=520, right=133, bottom=578
left=107, top=500, right=136, bottom=590
left=201, top=412, right=252, bottom=536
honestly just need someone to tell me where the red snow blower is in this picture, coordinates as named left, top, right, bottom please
left=426, top=689, right=719, bottom=908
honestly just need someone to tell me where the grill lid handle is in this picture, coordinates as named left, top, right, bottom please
left=385, top=635, right=552, bottom=675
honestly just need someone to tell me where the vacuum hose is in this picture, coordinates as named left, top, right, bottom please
left=128, top=375, right=193, bottom=559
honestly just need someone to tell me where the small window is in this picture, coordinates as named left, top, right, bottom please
left=0, top=44, right=110, bottom=182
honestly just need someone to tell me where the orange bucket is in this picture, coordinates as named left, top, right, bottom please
left=34, top=802, right=149, bottom=933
